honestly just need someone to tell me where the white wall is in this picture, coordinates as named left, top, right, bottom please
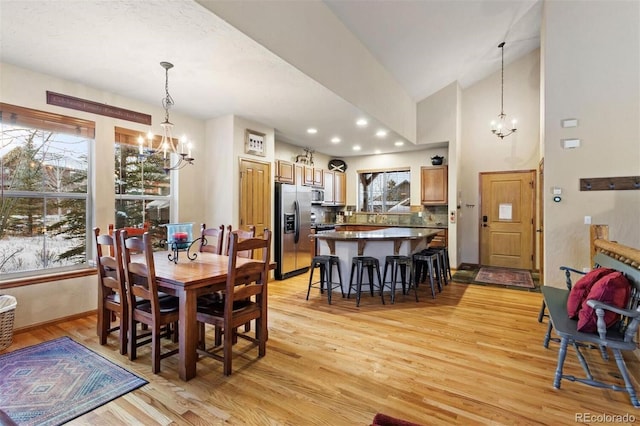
left=417, top=82, right=461, bottom=266
left=458, top=48, right=541, bottom=265
left=203, top=115, right=275, bottom=231
left=0, top=62, right=206, bottom=328
left=542, top=1, right=640, bottom=285
left=196, top=0, right=416, bottom=142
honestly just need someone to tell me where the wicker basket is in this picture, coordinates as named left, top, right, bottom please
left=0, top=295, right=17, bottom=351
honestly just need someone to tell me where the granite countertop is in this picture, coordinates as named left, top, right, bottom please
left=313, top=227, right=441, bottom=241
left=330, top=223, right=448, bottom=229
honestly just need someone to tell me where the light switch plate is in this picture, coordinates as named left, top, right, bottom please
left=561, top=118, right=579, bottom=128
left=561, top=138, right=581, bottom=149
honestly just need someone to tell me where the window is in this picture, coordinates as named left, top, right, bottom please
left=0, top=103, right=93, bottom=277
left=114, top=127, right=171, bottom=243
left=358, top=169, right=411, bottom=213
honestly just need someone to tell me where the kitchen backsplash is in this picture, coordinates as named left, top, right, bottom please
left=311, top=205, right=448, bottom=227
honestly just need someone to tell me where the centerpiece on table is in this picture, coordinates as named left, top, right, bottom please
left=163, top=223, right=199, bottom=263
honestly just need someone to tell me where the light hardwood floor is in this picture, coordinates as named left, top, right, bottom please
left=4, top=275, right=640, bottom=425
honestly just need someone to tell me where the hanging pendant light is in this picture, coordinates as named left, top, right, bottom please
left=138, top=61, right=194, bottom=172
left=490, top=42, right=517, bottom=140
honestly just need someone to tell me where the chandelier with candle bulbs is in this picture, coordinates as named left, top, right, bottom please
left=138, top=61, right=194, bottom=172
left=490, top=42, right=517, bottom=140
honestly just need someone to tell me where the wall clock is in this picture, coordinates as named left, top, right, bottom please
left=328, top=158, right=347, bottom=172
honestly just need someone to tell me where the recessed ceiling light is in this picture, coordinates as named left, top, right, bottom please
left=394, top=141, right=404, bottom=146
left=356, top=119, right=368, bottom=127
left=374, top=149, right=381, bottom=154
left=352, top=145, right=361, bottom=151
left=375, top=130, right=387, bottom=137
left=307, top=128, right=318, bottom=134
left=331, top=137, right=341, bottom=143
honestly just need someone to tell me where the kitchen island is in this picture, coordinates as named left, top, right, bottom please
left=313, top=227, right=442, bottom=289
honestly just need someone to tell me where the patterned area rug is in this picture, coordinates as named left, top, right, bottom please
left=475, top=266, right=535, bottom=289
left=0, top=336, right=147, bottom=426
left=452, top=264, right=538, bottom=291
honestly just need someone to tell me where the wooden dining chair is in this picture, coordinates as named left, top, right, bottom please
left=120, top=230, right=180, bottom=374
left=94, top=227, right=128, bottom=355
left=225, top=225, right=256, bottom=258
left=222, top=225, right=257, bottom=338
left=199, top=224, right=225, bottom=255
left=196, top=228, right=272, bottom=375
left=108, top=223, right=149, bottom=255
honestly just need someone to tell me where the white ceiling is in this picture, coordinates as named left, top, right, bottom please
left=0, top=0, right=541, bottom=158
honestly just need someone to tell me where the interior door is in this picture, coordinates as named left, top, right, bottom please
left=480, top=170, right=535, bottom=269
left=239, top=158, right=271, bottom=257
left=538, top=159, right=544, bottom=277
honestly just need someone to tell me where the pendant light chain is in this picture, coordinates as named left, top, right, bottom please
left=490, top=41, right=517, bottom=139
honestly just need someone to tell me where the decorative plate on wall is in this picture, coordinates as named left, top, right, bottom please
left=328, top=158, right=347, bottom=172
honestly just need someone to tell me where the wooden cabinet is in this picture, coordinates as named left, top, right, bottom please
left=324, top=170, right=335, bottom=203
left=313, top=168, right=323, bottom=187
left=303, top=166, right=324, bottom=187
left=295, top=164, right=304, bottom=186
left=275, top=160, right=294, bottom=183
left=429, top=229, right=448, bottom=247
left=334, top=172, right=346, bottom=205
left=322, top=171, right=346, bottom=206
left=421, top=166, right=448, bottom=205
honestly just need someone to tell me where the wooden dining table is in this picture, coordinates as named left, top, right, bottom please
left=149, top=250, right=274, bottom=381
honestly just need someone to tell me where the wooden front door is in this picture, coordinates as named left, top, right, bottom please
left=239, top=158, right=271, bottom=246
left=480, top=170, right=535, bottom=269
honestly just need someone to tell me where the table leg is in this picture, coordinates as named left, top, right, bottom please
left=178, top=288, right=198, bottom=381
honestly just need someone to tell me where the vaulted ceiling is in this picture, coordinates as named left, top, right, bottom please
left=0, top=0, right=541, bottom=157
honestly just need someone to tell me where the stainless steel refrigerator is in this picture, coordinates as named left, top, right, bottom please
left=275, top=182, right=311, bottom=279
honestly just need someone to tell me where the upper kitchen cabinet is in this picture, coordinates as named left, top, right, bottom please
left=334, top=172, right=346, bottom=205
left=323, top=170, right=346, bottom=206
left=303, top=165, right=324, bottom=187
left=275, top=160, right=294, bottom=184
left=421, top=165, right=448, bottom=205
left=324, top=170, right=334, bottom=203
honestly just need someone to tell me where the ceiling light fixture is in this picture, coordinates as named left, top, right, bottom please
left=352, top=145, right=361, bottom=151
left=356, top=119, right=368, bottom=127
left=375, top=130, right=387, bottom=137
left=138, top=61, right=194, bottom=172
left=307, top=128, right=318, bottom=134
left=394, top=141, right=404, bottom=146
left=331, top=137, right=341, bottom=143
left=490, top=42, right=517, bottom=140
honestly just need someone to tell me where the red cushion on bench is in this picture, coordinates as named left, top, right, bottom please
left=577, top=271, right=631, bottom=332
left=566, top=267, right=616, bottom=318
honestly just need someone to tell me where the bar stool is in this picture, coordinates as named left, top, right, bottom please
left=307, top=255, right=344, bottom=304
left=427, top=247, right=449, bottom=286
left=382, top=255, right=418, bottom=304
left=412, top=250, right=442, bottom=298
left=348, top=256, right=384, bottom=307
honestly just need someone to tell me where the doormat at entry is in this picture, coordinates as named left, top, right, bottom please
left=452, top=264, right=538, bottom=291
left=0, top=336, right=147, bottom=426
left=474, top=266, right=535, bottom=289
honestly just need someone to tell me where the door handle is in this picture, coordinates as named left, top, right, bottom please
left=294, top=200, right=300, bottom=244
left=482, top=224, right=489, bottom=227
left=536, top=229, right=543, bottom=233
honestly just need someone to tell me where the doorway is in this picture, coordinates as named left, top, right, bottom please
left=479, top=170, right=535, bottom=269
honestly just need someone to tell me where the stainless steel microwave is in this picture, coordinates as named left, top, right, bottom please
left=311, top=189, right=324, bottom=204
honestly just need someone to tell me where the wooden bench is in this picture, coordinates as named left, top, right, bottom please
left=541, top=239, right=640, bottom=407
